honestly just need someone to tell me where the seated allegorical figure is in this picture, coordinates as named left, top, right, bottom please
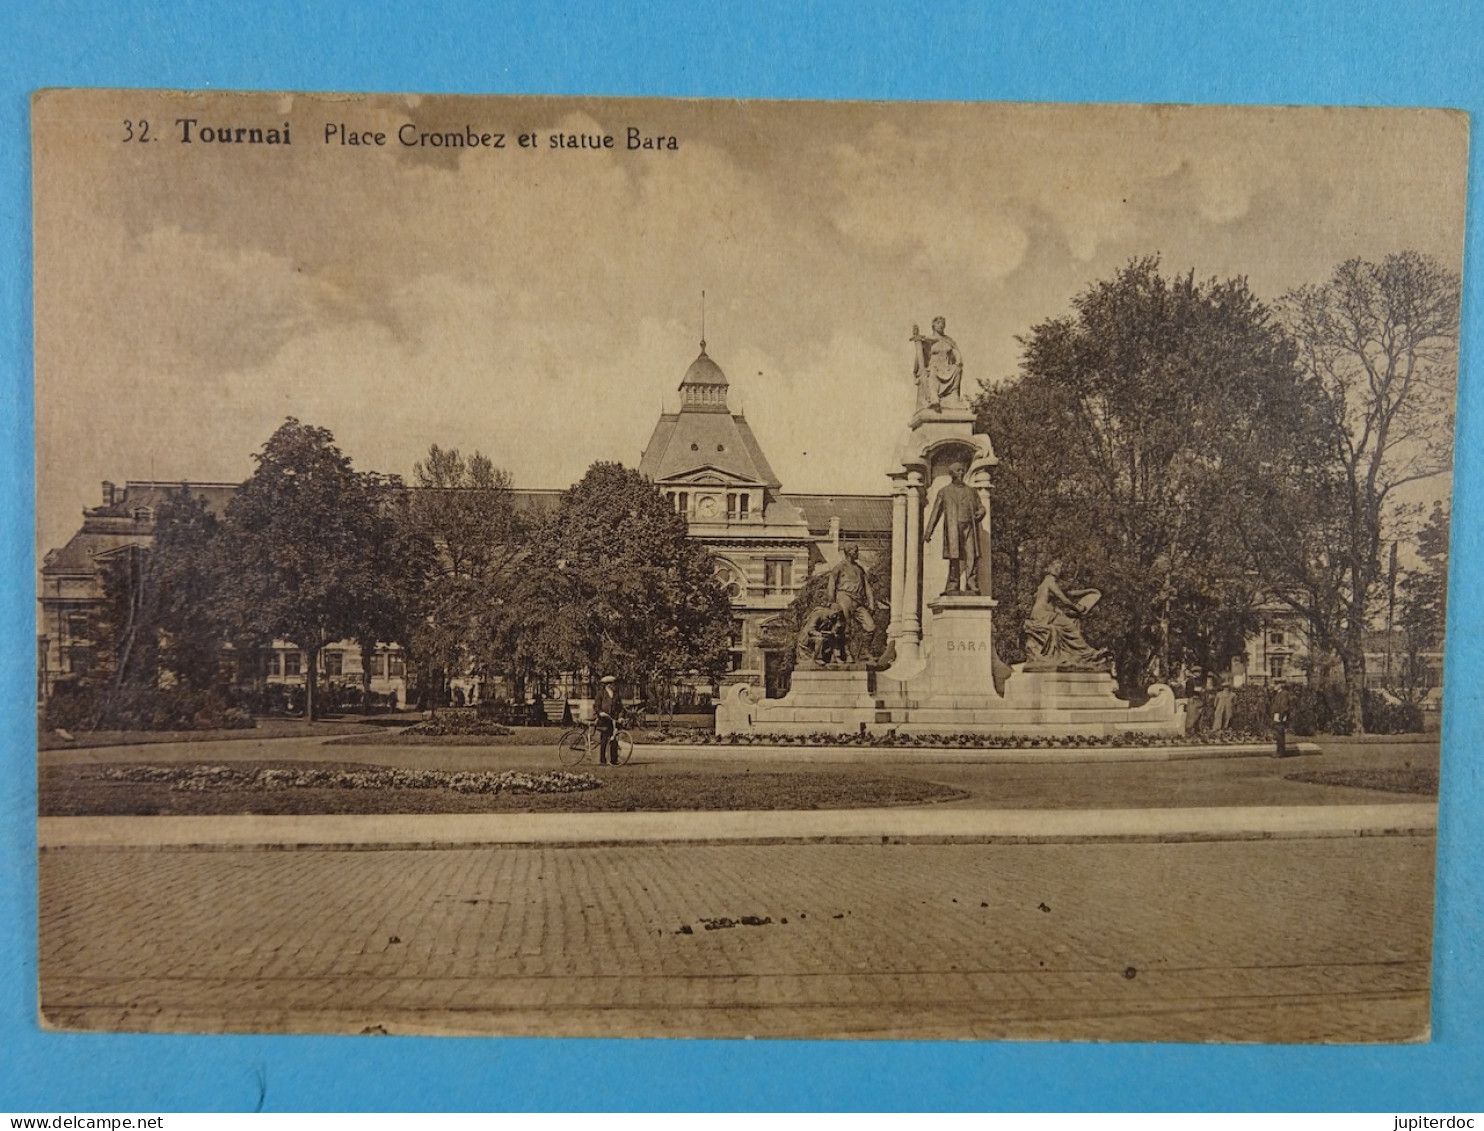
left=796, top=603, right=846, bottom=667
left=1023, top=559, right=1111, bottom=671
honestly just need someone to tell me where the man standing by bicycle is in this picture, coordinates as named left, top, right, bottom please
left=594, top=675, right=624, bottom=766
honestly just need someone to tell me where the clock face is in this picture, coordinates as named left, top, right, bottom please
left=697, top=495, right=719, bottom=518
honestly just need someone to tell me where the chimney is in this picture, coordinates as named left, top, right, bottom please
left=101, top=481, right=116, bottom=507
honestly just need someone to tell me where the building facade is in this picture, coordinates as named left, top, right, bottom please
left=38, top=340, right=890, bottom=710
left=636, top=341, right=889, bottom=690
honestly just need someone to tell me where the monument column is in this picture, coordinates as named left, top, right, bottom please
left=902, top=469, right=924, bottom=647
left=970, top=465, right=993, bottom=598
left=888, top=484, right=907, bottom=640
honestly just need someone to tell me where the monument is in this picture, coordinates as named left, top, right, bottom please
left=717, top=317, right=1182, bottom=738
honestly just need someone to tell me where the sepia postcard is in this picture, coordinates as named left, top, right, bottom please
left=32, top=89, right=1466, bottom=1041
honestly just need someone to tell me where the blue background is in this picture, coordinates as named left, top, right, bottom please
left=2, top=0, right=1482, bottom=1112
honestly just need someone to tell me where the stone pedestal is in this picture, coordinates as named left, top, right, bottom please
left=918, top=594, right=999, bottom=698
left=720, top=667, right=874, bottom=736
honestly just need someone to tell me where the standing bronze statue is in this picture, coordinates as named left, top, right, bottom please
left=923, top=463, right=985, bottom=594
left=825, top=544, right=878, bottom=661
left=911, top=316, right=965, bottom=412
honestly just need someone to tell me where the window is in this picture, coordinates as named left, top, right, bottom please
left=373, top=653, right=387, bottom=678
left=387, top=653, right=406, bottom=678
left=283, top=651, right=302, bottom=677
left=765, top=558, right=792, bottom=595
left=1268, top=656, right=1284, bottom=679
left=1269, top=630, right=1286, bottom=646
left=676, top=492, right=689, bottom=514
left=713, top=561, right=743, bottom=600
left=738, top=494, right=749, bottom=517
left=133, top=507, right=154, bottom=523
left=324, top=650, right=344, bottom=677
left=266, top=652, right=282, bottom=677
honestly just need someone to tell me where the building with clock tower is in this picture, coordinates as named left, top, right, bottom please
left=638, top=339, right=886, bottom=689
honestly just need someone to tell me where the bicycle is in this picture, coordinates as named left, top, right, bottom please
left=555, top=716, right=634, bottom=767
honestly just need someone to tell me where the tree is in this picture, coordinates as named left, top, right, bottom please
left=1278, top=252, right=1461, bottom=731
left=976, top=257, right=1328, bottom=696
left=1399, top=501, right=1449, bottom=694
left=399, top=445, right=526, bottom=704
left=519, top=462, right=733, bottom=703
left=221, top=419, right=396, bottom=721
left=67, top=487, right=226, bottom=728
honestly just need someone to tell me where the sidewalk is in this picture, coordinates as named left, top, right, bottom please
left=38, top=800, right=1436, bottom=850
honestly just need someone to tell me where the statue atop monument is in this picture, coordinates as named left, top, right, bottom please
left=923, top=462, right=985, bottom=594
left=911, top=316, right=965, bottom=412
left=1023, top=559, right=1111, bottom=670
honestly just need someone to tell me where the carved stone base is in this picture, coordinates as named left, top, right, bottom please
left=794, top=658, right=872, bottom=673
left=1022, top=661, right=1113, bottom=674
left=717, top=668, right=876, bottom=735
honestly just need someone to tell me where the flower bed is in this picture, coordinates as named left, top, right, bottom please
left=90, top=763, right=598, bottom=795
left=653, top=729, right=1274, bottom=749
left=399, top=715, right=516, bottom=738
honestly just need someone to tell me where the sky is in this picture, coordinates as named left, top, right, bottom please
left=32, top=92, right=1469, bottom=558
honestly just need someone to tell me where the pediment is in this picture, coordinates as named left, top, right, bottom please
left=656, top=465, right=762, bottom=488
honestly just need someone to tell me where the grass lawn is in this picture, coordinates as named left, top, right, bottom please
left=38, top=717, right=388, bottom=751
left=40, top=759, right=968, bottom=816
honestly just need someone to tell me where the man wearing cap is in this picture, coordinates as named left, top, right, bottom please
left=1270, top=680, right=1294, bottom=757
left=594, top=675, right=624, bottom=765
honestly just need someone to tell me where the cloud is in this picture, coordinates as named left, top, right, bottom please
left=33, top=94, right=1468, bottom=562
left=827, top=123, right=1031, bottom=282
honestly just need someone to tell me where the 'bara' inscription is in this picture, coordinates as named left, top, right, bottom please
left=944, top=640, right=989, bottom=652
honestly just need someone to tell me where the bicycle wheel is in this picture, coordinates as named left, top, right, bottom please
left=556, top=727, right=589, bottom=767
left=613, top=729, right=634, bottom=765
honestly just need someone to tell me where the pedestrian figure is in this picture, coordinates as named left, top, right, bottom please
left=1185, top=679, right=1204, bottom=735
left=1271, top=681, right=1294, bottom=757
left=1213, top=683, right=1236, bottom=732
left=594, top=675, right=624, bottom=766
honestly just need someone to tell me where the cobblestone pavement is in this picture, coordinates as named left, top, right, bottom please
left=39, top=835, right=1433, bottom=1042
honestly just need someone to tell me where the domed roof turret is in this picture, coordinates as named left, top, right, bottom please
left=678, top=341, right=730, bottom=412
left=680, top=343, right=728, bottom=388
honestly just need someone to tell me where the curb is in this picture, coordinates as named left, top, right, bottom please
left=38, top=801, right=1435, bottom=851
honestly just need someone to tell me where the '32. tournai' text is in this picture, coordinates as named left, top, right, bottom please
left=150, top=119, right=680, bottom=152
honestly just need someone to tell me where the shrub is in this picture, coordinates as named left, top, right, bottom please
left=1362, top=691, right=1424, bottom=734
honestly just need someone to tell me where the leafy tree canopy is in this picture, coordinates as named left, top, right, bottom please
left=516, top=462, right=733, bottom=696
left=977, top=257, right=1326, bottom=693
left=222, top=418, right=398, bottom=720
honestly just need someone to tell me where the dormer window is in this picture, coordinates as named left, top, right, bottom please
left=133, top=507, right=154, bottom=523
